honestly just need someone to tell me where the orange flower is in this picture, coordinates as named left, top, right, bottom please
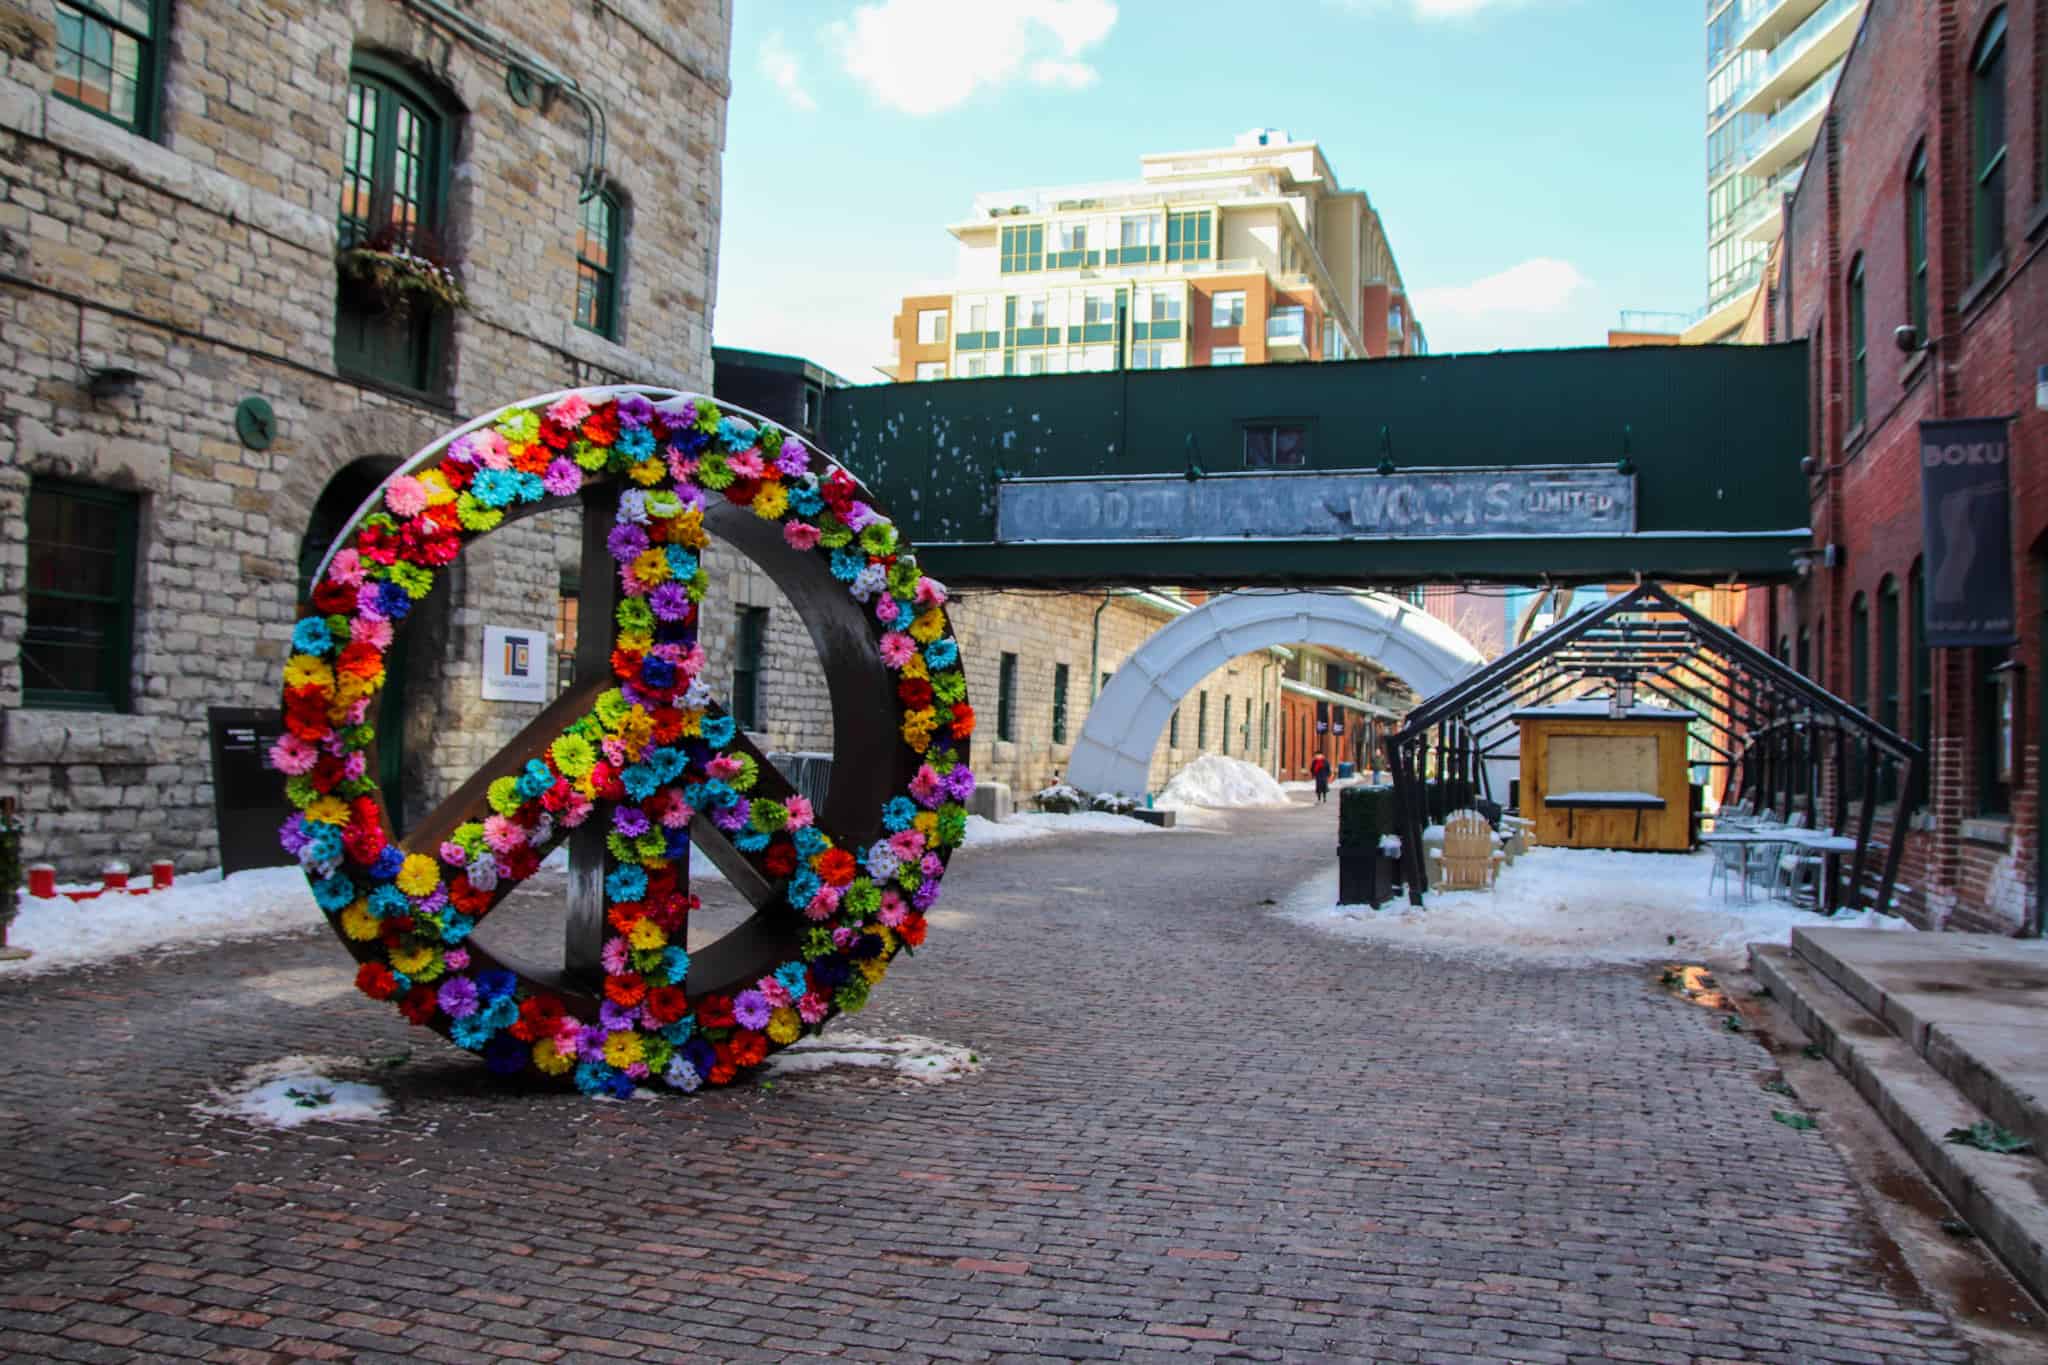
left=949, top=703, right=975, bottom=740
left=604, top=973, right=647, bottom=1008
left=607, top=902, right=645, bottom=933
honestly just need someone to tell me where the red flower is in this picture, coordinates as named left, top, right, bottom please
left=725, top=477, right=761, bottom=505
left=355, top=962, right=399, bottom=999
left=538, top=419, right=573, bottom=451
left=512, top=994, right=565, bottom=1041
left=436, top=457, right=473, bottom=491
left=762, top=842, right=798, bottom=877
left=730, top=1032, right=767, bottom=1068
left=308, top=754, right=345, bottom=794
left=949, top=703, right=975, bottom=740
left=336, top=641, right=384, bottom=682
left=816, top=847, right=858, bottom=886
left=343, top=823, right=386, bottom=866
left=582, top=403, right=620, bottom=446
left=645, top=985, right=689, bottom=1025
left=896, top=677, right=934, bottom=709
left=900, top=913, right=928, bottom=947
left=603, top=973, right=646, bottom=1008
left=310, top=579, right=358, bottom=615
left=695, top=993, right=737, bottom=1029
left=502, top=845, right=540, bottom=881
left=398, top=983, right=439, bottom=1024
left=606, top=902, right=645, bottom=933
left=449, top=876, right=492, bottom=915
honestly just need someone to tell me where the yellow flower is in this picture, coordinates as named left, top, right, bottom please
left=628, top=456, right=666, bottom=486
left=857, top=956, right=889, bottom=985
left=304, top=795, right=351, bottom=826
left=674, top=507, right=710, bottom=549
left=751, top=482, right=789, bottom=519
left=628, top=918, right=667, bottom=951
left=283, top=655, right=334, bottom=691
left=603, top=1031, right=646, bottom=1069
left=389, top=941, right=437, bottom=975
left=395, top=853, right=439, bottom=898
left=340, top=902, right=380, bottom=941
left=630, top=548, right=671, bottom=585
left=616, top=628, right=653, bottom=655
left=901, top=708, right=938, bottom=753
left=678, top=709, right=704, bottom=737
left=908, top=608, right=945, bottom=644
left=874, top=925, right=900, bottom=954
left=766, top=1007, right=802, bottom=1044
left=417, top=468, right=459, bottom=505
left=619, top=710, right=654, bottom=753
left=532, top=1037, right=573, bottom=1075
left=912, top=811, right=939, bottom=839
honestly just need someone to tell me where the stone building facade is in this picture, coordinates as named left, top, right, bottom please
left=0, top=0, right=731, bottom=873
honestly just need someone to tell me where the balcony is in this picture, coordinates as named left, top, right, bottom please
left=1266, top=308, right=1309, bottom=360
left=1738, top=69, right=1836, bottom=180
left=1734, top=0, right=1862, bottom=117
left=1723, top=167, right=1802, bottom=243
left=1735, top=0, right=1826, bottom=52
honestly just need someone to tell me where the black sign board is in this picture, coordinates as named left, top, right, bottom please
left=208, top=706, right=298, bottom=875
left=1919, top=417, right=2017, bottom=646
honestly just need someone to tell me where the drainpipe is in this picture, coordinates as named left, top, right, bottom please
left=1090, top=592, right=1117, bottom=701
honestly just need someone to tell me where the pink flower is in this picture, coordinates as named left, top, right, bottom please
left=343, top=696, right=373, bottom=725
left=328, top=548, right=366, bottom=587
left=384, top=476, right=428, bottom=518
left=355, top=617, right=394, bottom=651
left=810, top=885, right=842, bottom=916
left=601, top=737, right=628, bottom=767
left=877, top=891, right=908, bottom=928
left=797, top=991, right=829, bottom=1024
left=908, top=765, right=941, bottom=808
left=831, top=926, right=857, bottom=949
left=438, top=841, right=469, bottom=866
left=655, top=791, right=694, bottom=828
left=561, top=792, right=594, bottom=826
left=727, top=450, right=765, bottom=480
left=784, top=794, right=814, bottom=830
left=484, top=815, right=527, bottom=855
left=601, top=937, right=630, bottom=973
left=879, top=633, right=916, bottom=668
left=889, top=829, right=925, bottom=861
left=914, top=577, right=948, bottom=608
left=757, top=977, right=792, bottom=1008
left=802, top=896, right=836, bottom=922
left=783, top=521, right=821, bottom=551
left=547, top=393, right=592, bottom=427
left=667, top=450, right=699, bottom=482
left=477, top=430, right=512, bottom=469
left=342, top=751, right=367, bottom=781
left=543, top=459, right=582, bottom=497
left=874, top=596, right=900, bottom=625
left=706, top=755, right=743, bottom=781
left=269, top=733, right=318, bottom=775
left=443, top=947, right=470, bottom=971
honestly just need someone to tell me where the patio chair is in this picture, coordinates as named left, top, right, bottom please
left=1706, top=840, right=1747, bottom=900
left=1429, top=810, right=1504, bottom=891
left=1739, top=836, right=1787, bottom=902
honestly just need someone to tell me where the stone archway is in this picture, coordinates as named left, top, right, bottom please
left=1066, top=591, right=1487, bottom=797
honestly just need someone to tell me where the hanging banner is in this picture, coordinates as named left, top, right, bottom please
left=1919, top=417, right=2017, bottom=646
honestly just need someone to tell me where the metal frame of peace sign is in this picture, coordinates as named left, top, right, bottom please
left=276, top=388, right=976, bottom=1096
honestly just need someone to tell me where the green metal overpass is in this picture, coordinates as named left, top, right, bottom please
left=818, top=342, right=1810, bottom=589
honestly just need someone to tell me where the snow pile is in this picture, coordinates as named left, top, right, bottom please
left=961, top=811, right=1164, bottom=848
left=197, top=1054, right=392, bottom=1130
left=1281, top=844, right=1916, bottom=969
left=1, top=866, right=319, bottom=975
left=1156, top=755, right=1291, bottom=810
left=763, top=1032, right=980, bottom=1084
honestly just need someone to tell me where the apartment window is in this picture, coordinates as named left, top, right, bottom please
left=962, top=356, right=988, bottom=377
left=1169, top=706, right=1181, bottom=747
left=1120, top=215, right=1158, bottom=251
left=999, top=223, right=1044, bottom=273
left=1878, top=576, right=1900, bottom=800
left=24, top=479, right=139, bottom=712
left=914, top=361, right=945, bottom=381
left=53, top=0, right=166, bottom=137
left=1052, top=663, right=1070, bottom=744
left=1847, top=255, right=1867, bottom=430
left=1972, top=12, right=2008, bottom=282
left=1166, top=210, right=1212, bottom=262
left=1082, top=291, right=1115, bottom=325
left=1244, top=422, right=1309, bottom=468
left=1211, top=347, right=1245, bottom=365
left=1978, top=647, right=2013, bottom=814
left=1910, top=560, right=1931, bottom=803
left=555, top=572, right=579, bottom=694
left=1020, top=295, right=1048, bottom=328
left=1261, top=701, right=1271, bottom=757
left=1146, top=289, right=1181, bottom=324
left=965, top=301, right=988, bottom=333
left=1197, top=692, right=1209, bottom=749
left=997, top=652, right=1018, bottom=741
left=733, top=606, right=767, bottom=732
left=574, top=189, right=622, bottom=339
left=1132, top=343, right=1167, bottom=370
left=1907, top=145, right=1929, bottom=340
left=1018, top=352, right=1047, bottom=376
left=1389, top=303, right=1404, bottom=334
left=1212, top=290, right=1246, bottom=327
left=917, top=309, right=948, bottom=344
left=1058, top=223, right=1087, bottom=253
left=804, top=384, right=822, bottom=432
left=336, top=58, right=457, bottom=393
left=1222, top=696, right=1232, bottom=756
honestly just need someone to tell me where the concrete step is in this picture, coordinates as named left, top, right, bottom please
left=1751, top=943, right=2048, bottom=1310
left=1792, top=927, right=2048, bottom=1156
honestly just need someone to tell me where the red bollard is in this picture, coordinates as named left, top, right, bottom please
left=150, top=859, right=175, bottom=891
left=101, top=862, right=129, bottom=894
left=26, top=864, right=55, bottom=899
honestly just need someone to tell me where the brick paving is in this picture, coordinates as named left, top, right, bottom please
left=0, top=801, right=1971, bottom=1362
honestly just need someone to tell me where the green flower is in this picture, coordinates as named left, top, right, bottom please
left=834, top=977, right=871, bottom=1013
left=818, top=513, right=854, bottom=549
left=643, top=490, right=682, bottom=520
left=694, top=401, right=722, bottom=434
left=487, top=776, right=522, bottom=817
left=760, top=425, right=783, bottom=455
left=284, top=774, right=320, bottom=807
left=342, top=724, right=376, bottom=751
left=324, top=613, right=353, bottom=643
left=931, top=671, right=967, bottom=704
left=615, top=597, right=655, bottom=633
left=572, top=438, right=609, bottom=472
left=696, top=452, right=734, bottom=490
left=859, top=522, right=899, bottom=557
left=936, top=806, right=968, bottom=847
left=633, top=829, right=667, bottom=860
left=550, top=734, right=596, bottom=779
left=606, top=832, right=637, bottom=864
left=750, top=799, right=789, bottom=833
left=456, top=492, right=503, bottom=532
left=496, top=410, right=540, bottom=445
left=844, top=879, right=880, bottom=917
left=389, top=561, right=434, bottom=599
left=728, top=753, right=758, bottom=792
left=801, top=926, right=836, bottom=960
left=595, top=689, right=631, bottom=728
left=887, top=559, right=922, bottom=596
left=452, top=822, right=489, bottom=857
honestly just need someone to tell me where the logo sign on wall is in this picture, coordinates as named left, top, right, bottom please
left=1919, top=417, right=2017, bottom=647
left=481, top=626, right=548, bottom=703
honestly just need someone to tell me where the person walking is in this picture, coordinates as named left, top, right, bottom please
left=1310, top=752, right=1331, bottom=804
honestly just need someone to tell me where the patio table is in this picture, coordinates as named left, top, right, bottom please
left=1699, top=829, right=1859, bottom=911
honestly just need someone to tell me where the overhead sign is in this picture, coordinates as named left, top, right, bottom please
left=1919, top=417, right=2016, bottom=647
left=995, top=466, right=1635, bottom=542
left=481, top=625, right=549, bottom=703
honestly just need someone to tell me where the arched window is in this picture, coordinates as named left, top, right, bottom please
left=335, top=55, right=460, bottom=393
left=575, top=188, right=623, bottom=339
left=1972, top=10, right=2009, bottom=282
left=1907, top=145, right=1929, bottom=339
left=1847, top=255, right=1868, bottom=429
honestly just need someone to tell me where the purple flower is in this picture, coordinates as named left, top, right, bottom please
left=912, top=880, right=942, bottom=910
left=713, top=803, right=748, bottom=833
left=416, top=887, right=450, bottom=916
left=842, top=501, right=878, bottom=531
left=277, top=817, right=310, bottom=856
left=941, top=767, right=977, bottom=801
left=613, top=807, right=650, bottom=837
left=599, top=1000, right=640, bottom=1031
left=774, top=439, right=811, bottom=477
left=578, top=1023, right=610, bottom=1062
left=543, top=459, right=582, bottom=497
left=617, top=393, right=655, bottom=428
left=650, top=581, right=692, bottom=622
left=607, top=523, right=650, bottom=562
left=437, top=977, right=480, bottom=1019
left=733, top=989, right=772, bottom=1030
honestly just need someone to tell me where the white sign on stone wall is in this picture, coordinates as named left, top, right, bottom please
left=481, top=626, right=548, bottom=703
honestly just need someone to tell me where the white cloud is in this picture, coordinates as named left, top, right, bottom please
left=1415, top=257, right=1585, bottom=318
left=1331, top=0, right=1548, bottom=18
left=757, top=31, right=816, bottom=112
left=1412, top=258, right=1598, bottom=352
left=833, top=0, right=1118, bottom=116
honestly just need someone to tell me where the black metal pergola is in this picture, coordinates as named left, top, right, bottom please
left=1382, top=582, right=1924, bottom=913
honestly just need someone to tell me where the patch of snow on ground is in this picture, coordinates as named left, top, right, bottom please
left=961, top=811, right=1166, bottom=848
left=197, top=1054, right=393, bottom=1129
left=1280, top=844, right=1916, bottom=969
left=1157, top=754, right=1291, bottom=809
left=2, top=866, right=319, bottom=975
left=762, top=1032, right=980, bottom=1083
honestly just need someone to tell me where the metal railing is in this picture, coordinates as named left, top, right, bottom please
left=1267, top=310, right=1308, bottom=346
left=1740, top=68, right=1838, bottom=170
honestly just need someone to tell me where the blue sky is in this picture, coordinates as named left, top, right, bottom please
left=713, top=0, right=1706, bottom=382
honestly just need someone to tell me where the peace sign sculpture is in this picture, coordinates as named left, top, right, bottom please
left=276, top=389, right=974, bottom=1094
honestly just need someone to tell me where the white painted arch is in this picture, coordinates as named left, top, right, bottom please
left=1066, top=591, right=1488, bottom=798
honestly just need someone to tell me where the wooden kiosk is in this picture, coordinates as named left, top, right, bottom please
left=1512, top=699, right=1695, bottom=851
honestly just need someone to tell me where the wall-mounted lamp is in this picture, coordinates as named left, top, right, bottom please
left=86, top=365, right=144, bottom=403
left=1789, top=543, right=1842, bottom=577
left=1376, top=424, right=1395, bottom=477
left=1616, top=424, right=1635, bottom=477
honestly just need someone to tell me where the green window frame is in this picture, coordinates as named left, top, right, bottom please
left=53, top=0, right=166, bottom=138
left=1849, top=592, right=1870, bottom=796
left=1978, top=647, right=2012, bottom=814
left=733, top=605, right=767, bottom=731
left=1972, top=12, right=2008, bottom=282
left=1907, top=145, right=1929, bottom=339
left=1169, top=706, right=1180, bottom=747
left=1910, top=560, right=1931, bottom=803
left=997, top=651, right=1018, bottom=742
left=335, top=56, right=459, bottom=394
left=575, top=189, right=622, bottom=339
left=1197, top=692, right=1209, bottom=749
left=24, top=478, right=139, bottom=712
left=1165, top=210, right=1212, bottom=263
left=1878, top=576, right=1900, bottom=801
left=1847, top=255, right=1867, bottom=429
left=1222, top=695, right=1232, bottom=755
left=1052, top=663, right=1069, bottom=744
left=999, top=224, right=1044, bottom=274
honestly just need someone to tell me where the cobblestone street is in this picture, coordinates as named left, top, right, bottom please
left=0, top=801, right=1976, bottom=1363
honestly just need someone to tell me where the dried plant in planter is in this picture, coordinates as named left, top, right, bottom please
left=337, top=224, right=467, bottom=317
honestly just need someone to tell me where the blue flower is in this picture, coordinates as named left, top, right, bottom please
left=514, top=471, right=545, bottom=504
left=483, top=1034, right=528, bottom=1075
left=664, top=547, right=697, bottom=579
left=700, top=779, right=736, bottom=809
left=302, top=825, right=343, bottom=867
left=605, top=865, right=648, bottom=903
left=618, top=426, right=655, bottom=460
left=291, top=618, right=334, bottom=657
left=700, top=715, right=737, bottom=748
left=660, top=946, right=691, bottom=986
left=367, top=884, right=410, bottom=919
left=775, top=962, right=809, bottom=999
left=882, top=796, right=918, bottom=832
left=790, top=485, right=824, bottom=516
left=620, top=763, right=659, bottom=802
left=683, top=1037, right=717, bottom=1078
left=650, top=747, right=687, bottom=783
left=829, top=548, right=865, bottom=582
left=481, top=995, right=519, bottom=1030
left=376, top=581, right=413, bottom=620
left=387, top=970, right=412, bottom=994
left=923, top=638, right=958, bottom=670
left=717, top=416, right=758, bottom=452
left=450, top=1015, right=495, bottom=1050
left=573, top=1060, right=616, bottom=1095
left=793, top=827, right=828, bottom=858
left=516, top=758, right=554, bottom=800
left=476, top=968, right=518, bottom=999
left=370, top=845, right=405, bottom=880
left=311, top=873, right=357, bottom=912
left=640, top=656, right=676, bottom=688
left=441, top=912, right=475, bottom=944
left=473, top=468, right=522, bottom=508
left=660, top=1014, right=698, bottom=1045
left=735, top=829, right=769, bottom=853
left=787, top=868, right=820, bottom=909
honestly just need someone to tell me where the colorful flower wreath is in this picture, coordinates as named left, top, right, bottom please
left=275, top=389, right=974, bottom=1094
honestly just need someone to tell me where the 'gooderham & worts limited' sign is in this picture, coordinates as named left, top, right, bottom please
left=995, top=466, right=1635, bottom=542
left=1919, top=417, right=2016, bottom=647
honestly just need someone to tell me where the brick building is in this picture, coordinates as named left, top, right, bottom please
left=0, top=0, right=745, bottom=874
left=1738, top=0, right=2048, bottom=933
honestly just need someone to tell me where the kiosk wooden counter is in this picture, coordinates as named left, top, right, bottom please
left=1512, top=700, right=1696, bottom=852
